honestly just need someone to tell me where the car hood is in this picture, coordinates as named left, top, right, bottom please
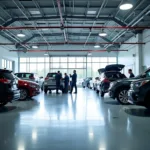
left=131, top=77, right=150, bottom=83
left=117, top=77, right=141, bottom=83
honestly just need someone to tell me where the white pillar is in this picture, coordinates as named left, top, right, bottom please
left=135, top=33, right=143, bottom=74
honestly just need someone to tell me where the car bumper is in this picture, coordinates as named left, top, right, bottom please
left=128, top=89, right=145, bottom=105
left=30, top=88, right=40, bottom=97
left=109, top=90, right=116, bottom=99
left=9, top=90, right=20, bottom=101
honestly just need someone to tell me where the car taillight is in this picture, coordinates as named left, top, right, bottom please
left=45, top=77, right=49, bottom=81
left=103, top=78, right=110, bottom=83
left=0, top=79, right=11, bottom=84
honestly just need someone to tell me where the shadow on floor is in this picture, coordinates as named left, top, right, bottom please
left=0, top=106, right=17, bottom=113
left=104, top=100, right=121, bottom=105
left=124, top=108, right=150, bottom=117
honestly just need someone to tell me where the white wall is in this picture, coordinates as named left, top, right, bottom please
left=142, top=29, right=150, bottom=68
left=118, top=30, right=150, bottom=77
left=118, top=36, right=138, bottom=77
left=0, top=35, right=18, bottom=72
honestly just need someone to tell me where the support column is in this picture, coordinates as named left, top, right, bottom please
left=135, top=33, right=143, bottom=74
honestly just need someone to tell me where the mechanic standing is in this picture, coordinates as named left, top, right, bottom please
left=55, top=71, right=62, bottom=94
left=70, top=70, right=77, bottom=94
left=64, top=73, right=69, bottom=93
left=128, top=69, right=135, bottom=78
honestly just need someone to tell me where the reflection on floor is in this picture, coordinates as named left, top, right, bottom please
left=0, top=88, right=150, bottom=150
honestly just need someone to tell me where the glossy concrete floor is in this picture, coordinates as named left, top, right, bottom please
left=1, top=88, right=150, bottom=150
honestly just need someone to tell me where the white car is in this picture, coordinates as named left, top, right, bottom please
left=89, top=77, right=100, bottom=90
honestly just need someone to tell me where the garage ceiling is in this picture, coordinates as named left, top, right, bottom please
left=0, top=0, right=150, bottom=52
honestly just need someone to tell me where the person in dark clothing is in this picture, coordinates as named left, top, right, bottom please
left=128, top=69, right=135, bottom=78
left=70, top=70, right=77, bottom=94
left=55, top=71, right=62, bottom=94
left=64, top=73, right=69, bottom=93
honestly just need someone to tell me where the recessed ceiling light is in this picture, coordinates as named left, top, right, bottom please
left=99, top=32, right=107, bottom=37
left=87, top=11, right=97, bottom=15
left=32, top=45, right=38, bottom=49
left=30, top=10, right=41, bottom=15
left=44, top=53, right=48, bottom=56
left=17, top=33, right=26, bottom=37
left=119, top=3, right=133, bottom=10
left=94, top=45, right=100, bottom=48
left=41, top=28, right=49, bottom=31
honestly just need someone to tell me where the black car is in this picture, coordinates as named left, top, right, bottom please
left=109, top=68, right=150, bottom=105
left=98, top=64, right=126, bottom=97
left=82, top=77, right=92, bottom=88
left=128, top=78, right=150, bottom=108
left=0, top=69, right=20, bottom=106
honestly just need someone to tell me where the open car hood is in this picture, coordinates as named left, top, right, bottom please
left=105, top=64, right=125, bottom=72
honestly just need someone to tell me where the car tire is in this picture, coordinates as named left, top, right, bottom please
left=117, top=88, right=129, bottom=105
left=101, top=91, right=105, bottom=97
left=0, top=101, right=8, bottom=107
left=20, top=88, right=28, bottom=100
left=144, top=93, right=150, bottom=109
left=44, top=89, right=48, bottom=94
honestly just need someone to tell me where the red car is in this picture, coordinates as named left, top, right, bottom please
left=15, top=76, right=40, bottom=100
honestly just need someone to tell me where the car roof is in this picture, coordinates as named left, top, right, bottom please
left=15, top=72, right=34, bottom=74
left=0, top=69, right=12, bottom=73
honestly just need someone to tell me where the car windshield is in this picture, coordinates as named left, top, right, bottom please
left=47, top=73, right=57, bottom=78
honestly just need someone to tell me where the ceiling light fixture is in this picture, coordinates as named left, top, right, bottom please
left=87, top=11, right=97, bottom=15
left=99, top=32, right=107, bottom=37
left=119, top=3, right=133, bottom=10
left=17, top=33, right=26, bottom=37
left=94, top=45, right=100, bottom=48
left=32, top=45, right=38, bottom=49
left=44, top=53, right=48, bottom=56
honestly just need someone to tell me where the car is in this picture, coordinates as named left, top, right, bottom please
left=97, top=64, right=126, bottom=97
left=128, top=78, right=150, bottom=108
left=15, top=76, right=40, bottom=100
left=109, top=68, right=150, bottom=105
left=0, top=69, right=20, bottom=106
left=44, top=72, right=65, bottom=94
left=89, top=77, right=100, bottom=90
left=82, top=77, right=92, bottom=88
left=15, top=72, right=44, bottom=90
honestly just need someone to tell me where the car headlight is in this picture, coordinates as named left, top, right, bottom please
left=29, top=84, right=37, bottom=88
left=134, top=80, right=149, bottom=87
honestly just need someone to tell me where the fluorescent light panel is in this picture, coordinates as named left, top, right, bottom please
left=87, top=11, right=97, bottom=14
left=119, top=3, right=133, bottom=10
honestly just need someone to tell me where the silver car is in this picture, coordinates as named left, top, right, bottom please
left=44, top=72, right=65, bottom=94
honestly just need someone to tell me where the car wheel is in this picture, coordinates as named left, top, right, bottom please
left=20, top=88, right=28, bottom=100
left=101, top=91, right=105, bottom=97
left=44, top=89, right=48, bottom=94
left=144, top=93, right=150, bottom=109
left=117, top=89, right=129, bottom=105
left=0, top=101, right=8, bottom=107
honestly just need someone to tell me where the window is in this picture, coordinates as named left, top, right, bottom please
left=52, top=57, right=59, bottom=62
left=108, top=57, right=117, bottom=63
left=68, top=57, right=75, bottom=62
left=100, top=57, right=107, bottom=62
left=76, top=57, right=84, bottom=62
left=30, top=58, right=37, bottom=62
left=2, top=59, right=13, bottom=70
left=30, top=64, right=37, bottom=73
left=37, top=57, right=44, bottom=62
left=19, top=56, right=117, bottom=79
left=20, top=58, right=26, bottom=62
left=60, top=57, right=67, bottom=62
left=69, top=63, right=75, bottom=68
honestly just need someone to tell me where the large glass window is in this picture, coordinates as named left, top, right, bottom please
left=19, top=57, right=117, bottom=79
left=2, top=59, right=13, bottom=70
